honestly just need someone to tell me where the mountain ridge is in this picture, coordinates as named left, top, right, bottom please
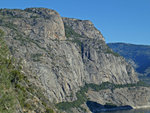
left=108, top=42, right=150, bottom=76
left=0, top=8, right=150, bottom=113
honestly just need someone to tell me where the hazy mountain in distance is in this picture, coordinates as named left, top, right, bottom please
left=108, top=43, right=150, bottom=78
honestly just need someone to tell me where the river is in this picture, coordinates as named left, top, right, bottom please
left=100, top=108, right=150, bottom=113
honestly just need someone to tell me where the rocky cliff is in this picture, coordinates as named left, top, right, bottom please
left=108, top=43, right=150, bottom=84
left=108, top=43, right=150, bottom=75
left=0, top=8, right=149, bottom=113
left=88, top=87, right=150, bottom=109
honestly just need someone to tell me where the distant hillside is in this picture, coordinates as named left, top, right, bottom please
left=108, top=43, right=150, bottom=77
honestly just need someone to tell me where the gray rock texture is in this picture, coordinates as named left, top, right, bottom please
left=0, top=8, right=141, bottom=109
left=88, top=87, right=150, bottom=109
left=108, top=43, right=150, bottom=84
left=0, top=8, right=66, bottom=40
left=62, top=17, right=105, bottom=41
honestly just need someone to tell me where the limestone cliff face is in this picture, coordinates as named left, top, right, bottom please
left=0, top=8, right=138, bottom=104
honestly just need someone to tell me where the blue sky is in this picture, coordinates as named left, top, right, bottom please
left=0, top=0, right=150, bottom=45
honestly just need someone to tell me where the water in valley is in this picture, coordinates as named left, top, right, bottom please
left=100, top=108, right=150, bottom=113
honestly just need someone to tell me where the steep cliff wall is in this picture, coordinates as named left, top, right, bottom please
left=0, top=8, right=143, bottom=113
left=108, top=43, right=150, bottom=80
left=62, top=18, right=138, bottom=85
left=0, top=8, right=138, bottom=103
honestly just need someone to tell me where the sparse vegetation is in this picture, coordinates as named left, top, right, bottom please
left=104, top=103, right=117, bottom=108
left=64, top=24, right=82, bottom=47
left=0, top=19, right=48, bottom=53
left=56, top=81, right=149, bottom=111
left=56, top=86, right=88, bottom=111
left=0, top=29, right=55, bottom=113
left=31, top=53, right=43, bottom=62
left=64, top=24, right=82, bottom=38
left=46, top=108, right=54, bottom=113
left=106, top=46, right=120, bottom=57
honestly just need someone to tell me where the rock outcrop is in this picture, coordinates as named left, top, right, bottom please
left=88, top=87, right=150, bottom=110
left=62, top=17, right=105, bottom=41
left=108, top=43, right=150, bottom=79
left=0, top=8, right=147, bottom=113
left=0, top=8, right=66, bottom=40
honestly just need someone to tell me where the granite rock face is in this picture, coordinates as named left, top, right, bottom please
left=0, top=8, right=66, bottom=40
left=108, top=43, right=150, bottom=78
left=0, top=8, right=138, bottom=105
left=62, top=17, right=105, bottom=41
left=88, top=87, right=150, bottom=109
